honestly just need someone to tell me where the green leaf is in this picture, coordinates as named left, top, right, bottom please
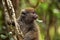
left=0, top=34, right=7, bottom=39
left=10, top=37, right=14, bottom=40
left=40, top=3, right=48, bottom=10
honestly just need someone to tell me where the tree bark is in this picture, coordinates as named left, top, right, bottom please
left=11, top=0, right=20, bottom=18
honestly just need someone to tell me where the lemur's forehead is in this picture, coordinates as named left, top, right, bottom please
left=25, top=8, right=35, bottom=12
left=21, top=8, right=35, bottom=13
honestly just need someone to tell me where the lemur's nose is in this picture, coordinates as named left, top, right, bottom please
left=33, top=14, right=38, bottom=19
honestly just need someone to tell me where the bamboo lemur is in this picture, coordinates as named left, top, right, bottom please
left=17, top=8, right=40, bottom=40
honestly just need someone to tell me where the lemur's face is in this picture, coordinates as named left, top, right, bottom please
left=21, top=8, right=38, bottom=23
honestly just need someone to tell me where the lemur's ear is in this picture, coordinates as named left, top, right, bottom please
left=21, top=9, right=26, bottom=15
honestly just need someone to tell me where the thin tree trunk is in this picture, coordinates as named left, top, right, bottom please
left=11, top=0, right=20, bottom=18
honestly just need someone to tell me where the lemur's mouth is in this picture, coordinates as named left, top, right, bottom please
left=33, top=15, right=38, bottom=20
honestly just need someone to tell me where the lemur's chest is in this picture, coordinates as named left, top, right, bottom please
left=20, top=23, right=33, bottom=34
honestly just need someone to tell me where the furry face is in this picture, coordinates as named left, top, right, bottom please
left=21, top=8, right=38, bottom=23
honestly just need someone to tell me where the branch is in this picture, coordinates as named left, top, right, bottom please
left=2, top=0, right=24, bottom=40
